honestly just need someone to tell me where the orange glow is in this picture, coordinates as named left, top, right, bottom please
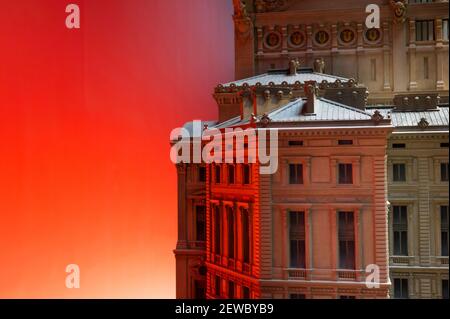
left=0, top=0, right=234, bottom=298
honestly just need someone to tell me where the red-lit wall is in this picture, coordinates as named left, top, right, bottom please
left=0, top=0, right=234, bottom=298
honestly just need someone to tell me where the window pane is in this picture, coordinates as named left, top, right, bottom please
left=394, top=232, right=401, bottom=255
left=228, top=165, right=235, bottom=184
left=393, top=164, right=406, bottom=182
left=441, top=163, right=449, bottom=181
left=196, top=206, right=206, bottom=241
left=443, top=280, right=449, bottom=299
left=289, top=164, right=303, bottom=184
left=227, top=208, right=235, bottom=258
left=339, top=164, right=353, bottom=184
left=243, top=165, right=250, bottom=184
left=401, top=231, right=408, bottom=256
left=215, top=165, right=221, bottom=183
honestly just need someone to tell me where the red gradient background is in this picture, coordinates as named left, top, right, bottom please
left=0, top=0, right=234, bottom=298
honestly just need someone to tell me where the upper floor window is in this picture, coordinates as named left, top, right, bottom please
left=288, top=140, right=304, bottom=146
left=441, top=163, right=449, bottom=182
left=289, top=164, right=304, bottom=185
left=242, top=209, right=250, bottom=264
left=289, top=211, right=306, bottom=269
left=196, top=205, right=206, bottom=242
left=214, top=206, right=222, bottom=255
left=338, top=140, right=353, bottom=146
left=393, top=143, right=406, bottom=149
left=393, top=206, right=408, bottom=256
left=228, top=165, right=235, bottom=184
left=215, top=165, right=221, bottom=183
left=443, top=19, right=449, bottom=41
left=198, top=166, right=206, bottom=182
left=338, top=212, right=356, bottom=270
left=393, top=163, right=406, bottom=182
left=340, top=296, right=356, bottom=299
left=227, top=207, right=235, bottom=259
left=416, top=20, right=435, bottom=41
left=243, top=164, right=251, bottom=185
left=443, top=280, right=449, bottom=299
left=394, top=278, right=409, bottom=299
left=338, top=164, right=353, bottom=184
left=441, top=206, right=449, bottom=257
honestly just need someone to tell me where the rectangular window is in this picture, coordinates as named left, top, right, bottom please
left=289, top=211, right=306, bottom=269
left=338, top=212, right=356, bottom=269
left=393, top=143, right=406, bottom=149
left=215, top=165, right=221, bottom=183
left=370, top=59, right=377, bottom=81
left=242, top=286, right=250, bottom=299
left=289, top=164, right=304, bottom=184
left=338, top=140, right=354, bottom=145
left=242, top=209, right=250, bottom=264
left=198, top=166, right=206, bottom=182
left=340, top=296, right=356, bottom=299
left=393, top=206, right=408, bottom=256
left=441, top=163, right=449, bottom=182
left=243, top=164, right=251, bottom=185
left=228, top=281, right=235, bottom=299
left=338, top=164, right=353, bottom=184
left=443, top=19, right=449, bottom=42
left=228, top=165, right=235, bottom=184
left=394, top=278, right=409, bottom=299
left=215, top=276, right=221, bottom=297
left=441, top=143, right=449, bottom=148
left=441, top=206, right=449, bottom=257
left=443, top=280, right=449, bottom=299
left=196, top=205, right=206, bottom=242
left=416, top=20, right=435, bottom=41
left=227, top=207, right=235, bottom=259
left=214, top=206, right=221, bottom=255
left=288, top=140, right=304, bottom=146
left=290, top=294, right=306, bottom=299
left=393, top=163, right=406, bottom=182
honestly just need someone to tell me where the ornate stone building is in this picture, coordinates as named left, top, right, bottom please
left=173, top=0, right=449, bottom=299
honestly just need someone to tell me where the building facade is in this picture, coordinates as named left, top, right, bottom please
left=173, top=0, right=449, bottom=299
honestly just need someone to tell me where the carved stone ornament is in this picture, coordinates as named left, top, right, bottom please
left=289, top=58, right=301, bottom=75
left=371, top=110, right=384, bottom=125
left=233, top=0, right=253, bottom=41
left=390, top=0, right=408, bottom=24
left=313, top=58, right=325, bottom=73
left=418, top=117, right=429, bottom=130
left=255, top=0, right=291, bottom=13
left=260, top=113, right=271, bottom=127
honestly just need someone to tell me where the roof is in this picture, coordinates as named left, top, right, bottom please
left=367, top=106, right=449, bottom=128
left=268, top=98, right=372, bottom=123
left=221, top=70, right=348, bottom=88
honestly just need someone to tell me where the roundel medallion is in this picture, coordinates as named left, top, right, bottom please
left=265, top=32, right=281, bottom=48
left=289, top=31, right=305, bottom=47
left=365, top=28, right=381, bottom=43
left=315, top=30, right=330, bottom=45
left=340, top=29, right=356, bottom=44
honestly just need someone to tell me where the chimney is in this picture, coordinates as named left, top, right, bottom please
left=303, top=81, right=317, bottom=114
